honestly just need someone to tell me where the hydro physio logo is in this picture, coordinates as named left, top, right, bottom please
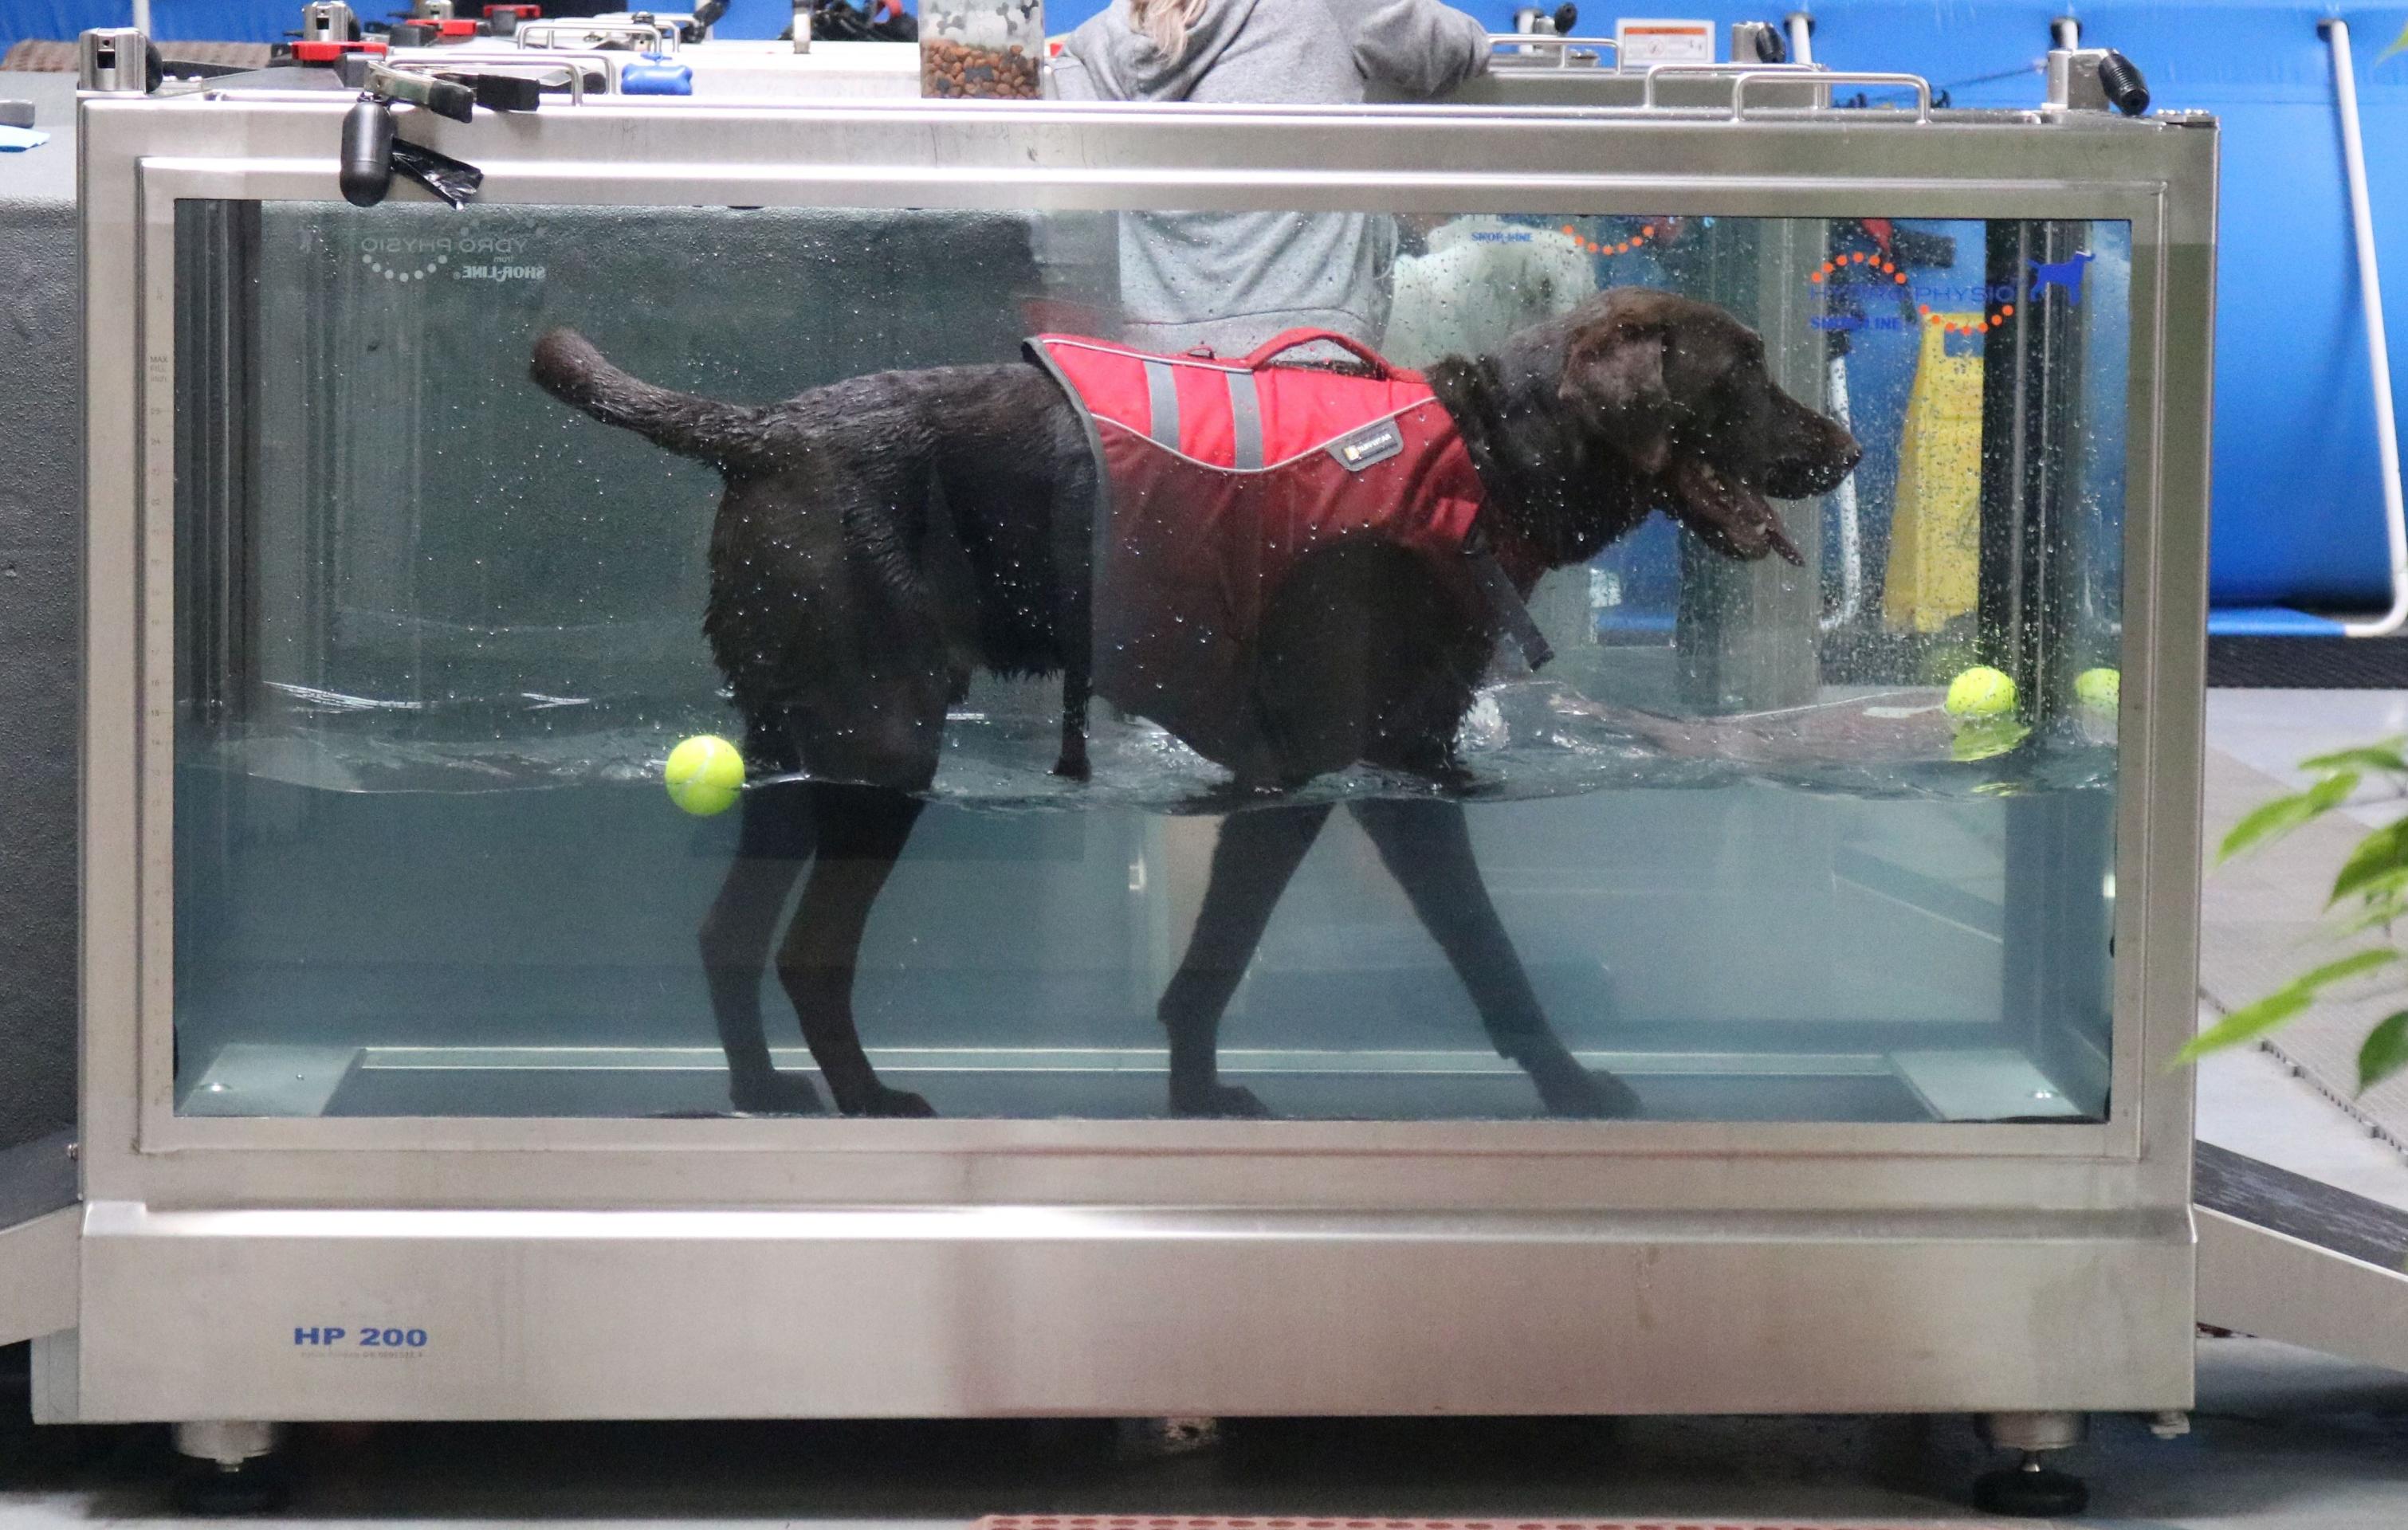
left=353, top=230, right=546, bottom=284
left=1809, top=242, right=2094, bottom=339
left=1555, top=221, right=1665, bottom=259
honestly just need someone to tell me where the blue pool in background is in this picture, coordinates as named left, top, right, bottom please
left=2, top=0, right=2401, bottom=622
left=1789, top=3, right=2408, bottom=622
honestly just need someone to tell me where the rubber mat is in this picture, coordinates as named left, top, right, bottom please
left=2196, top=1141, right=2408, bottom=1269
left=981, top=1520, right=1973, bottom=1530
left=2209, top=634, right=2408, bottom=688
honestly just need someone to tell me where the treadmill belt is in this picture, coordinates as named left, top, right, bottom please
left=2196, top=1140, right=2408, bottom=1269
left=2210, top=634, right=2408, bottom=688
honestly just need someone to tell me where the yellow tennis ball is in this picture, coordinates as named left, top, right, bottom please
left=664, top=734, right=744, bottom=817
left=1944, top=665, right=2018, bottom=721
left=2076, top=666, right=2120, bottom=712
left=1951, top=717, right=2030, bottom=762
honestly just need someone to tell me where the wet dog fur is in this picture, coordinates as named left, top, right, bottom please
left=530, top=288, right=1860, bottom=1119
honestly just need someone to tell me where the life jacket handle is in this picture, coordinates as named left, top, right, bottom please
left=1238, top=328, right=1395, bottom=379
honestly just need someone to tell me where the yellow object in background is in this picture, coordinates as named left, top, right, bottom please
left=1884, top=316, right=1987, bottom=634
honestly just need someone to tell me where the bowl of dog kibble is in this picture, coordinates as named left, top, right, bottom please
left=920, top=0, right=1044, bottom=100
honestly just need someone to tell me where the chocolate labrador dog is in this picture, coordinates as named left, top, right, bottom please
left=531, top=288, right=1859, bottom=1119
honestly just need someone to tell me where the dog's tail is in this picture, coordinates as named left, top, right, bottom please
left=529, top=328, right=764, bottom=469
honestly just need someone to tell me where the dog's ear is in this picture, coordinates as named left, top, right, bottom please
left=1558, top=321, right=1674, bottom=475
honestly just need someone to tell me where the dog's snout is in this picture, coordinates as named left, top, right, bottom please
left=1764, top=424, right=1861, bottom=501
left=1833, top=432, right=1865, bottom=477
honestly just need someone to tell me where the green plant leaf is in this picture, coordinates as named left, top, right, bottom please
left=2332, top=818, right=2408, bottom=904
left=2174, top=947, right=2404, bottom=1065
left=2300, top=739, right=2408, bottom=775
left=2361, top=1013, right=2408, bottom=1092
left=2333, top=892, right=2408, bottom=939
left=2382, top=22, right=2408, bottom=65
left=2177, top=987, right=2315, bottom=1065
left=2345, top=864, right=2408, bottom=904
left=2218, top=771, right=2360, bottom=863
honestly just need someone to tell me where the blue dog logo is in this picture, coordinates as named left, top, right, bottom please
left=2028, top=250, right=2096, bottom=305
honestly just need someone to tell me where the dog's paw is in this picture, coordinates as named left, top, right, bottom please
left=844, top=1085, right=939, bottom=1119
left=729, top=1070, right=828, bottom=1116
left=1169, top=1082, right=1276, bottom=1120
left=1532, top=1064, right=1643, bottom=1120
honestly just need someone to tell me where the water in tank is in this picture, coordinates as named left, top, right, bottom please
left=169, top=198, right=2127, bottom=1124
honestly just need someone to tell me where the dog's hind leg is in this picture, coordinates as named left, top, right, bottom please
left=1349, top=797, right=1641, bottom=1120
left=1157, top=802, right=1334, bottom=1118
left=775, top=781, right=936, bottom=1118
left=701, top=717, right=825, bottom=1115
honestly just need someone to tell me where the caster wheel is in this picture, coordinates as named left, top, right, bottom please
left=171, top=1458, right=291, bottom=1516
left=1974, top=1461, right=2089, bottom=1518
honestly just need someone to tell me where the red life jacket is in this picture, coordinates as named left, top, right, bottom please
left=1026, top=329, right=1545, bottom=771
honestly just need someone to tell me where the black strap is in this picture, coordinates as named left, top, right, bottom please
left=389, top=138, right=484, bottom=206
left=1463, top=522, right=1554, bottom=671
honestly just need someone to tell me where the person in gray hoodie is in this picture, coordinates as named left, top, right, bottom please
left=1050, top=0, right=1493, bottom=353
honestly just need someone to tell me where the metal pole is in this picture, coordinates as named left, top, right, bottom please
left=2324, top=21, right=2408, bottom=638
left=1781, top=14, right=1871, bottom=632
left=1817, top=354, right=1864, bottom=630
left=132, top=0, right=151, bottom=37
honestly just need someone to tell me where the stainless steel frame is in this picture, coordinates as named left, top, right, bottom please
left=39, top=92, right=2217, bottom=1424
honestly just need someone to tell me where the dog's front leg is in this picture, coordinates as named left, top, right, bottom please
left=774, top=782, right=937, bottom=1118
left=1157, top=802, right=1334, bottom=1117
left=1349, top=797, right=1640, bottom=1120
left=1054, top=661, right=1092, bottom=782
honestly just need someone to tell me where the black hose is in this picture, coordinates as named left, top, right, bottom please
left=2096, top=49, right=2151, bottom=116
left=339, top=97, right=395, bottom=208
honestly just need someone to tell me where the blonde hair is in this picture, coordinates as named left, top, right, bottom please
left=1128, top=0, right=1211, bottom=61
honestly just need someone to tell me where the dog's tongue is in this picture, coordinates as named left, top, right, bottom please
left=1668, top=459, right=1805, bottom=566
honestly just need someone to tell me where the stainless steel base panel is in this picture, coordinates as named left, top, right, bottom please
left=42, top=1200, right=2195, bottom=1423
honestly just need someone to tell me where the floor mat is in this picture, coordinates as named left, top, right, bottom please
left=2196, top=1140, right=2408, bottom=1268
left=980, top=1520, right=1989, bottom=1530
left=2209, top=634, right=2408, bottom=688
left=2199, top=747, right=2408, bottom=1155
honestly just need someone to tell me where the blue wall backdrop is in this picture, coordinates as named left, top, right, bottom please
left=2, top=1, right=2404, bottom=613
left=0, top=1, right=1549, bottom=48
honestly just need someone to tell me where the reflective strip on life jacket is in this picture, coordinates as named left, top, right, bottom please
left=1141, top=358, right=1179, bottom=451
left=1226, top=370, right=1264, bottom=469
left=1032, top=334, right=1448, bottom=475
left=1126, top=354, right=1272, bottom=471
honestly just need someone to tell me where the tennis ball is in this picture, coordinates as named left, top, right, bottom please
left=664, top=734, right=744, bottom=817
left=1944, top=665, right=2018, bottom=721
left=2076, top=666, right=2120, bottom=712
left=1951, top=718, right=2031, bottom=763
